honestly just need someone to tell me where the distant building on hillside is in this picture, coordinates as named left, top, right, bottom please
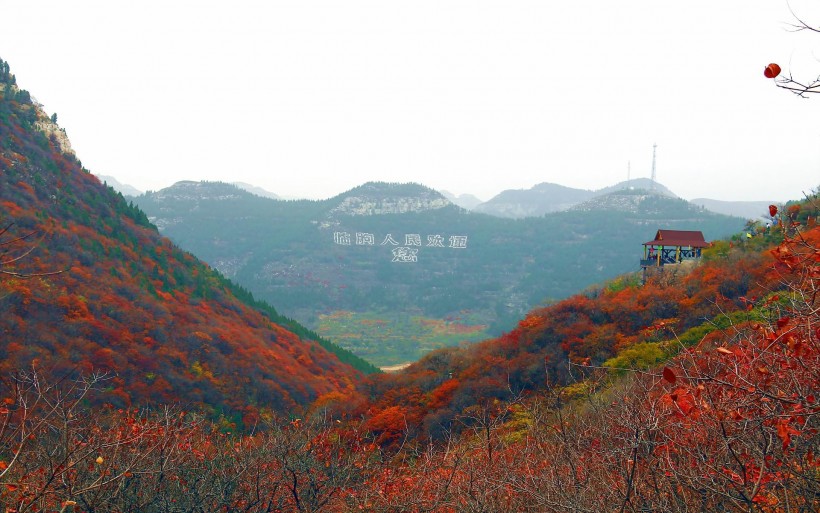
left=640, top=229, right=709, bottom=269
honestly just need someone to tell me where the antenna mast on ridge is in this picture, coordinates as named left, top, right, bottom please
left=650, top=143, right=657, bottom=191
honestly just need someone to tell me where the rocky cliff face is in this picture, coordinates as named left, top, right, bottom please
left=34, top=116, right=74, bottom=156
left=1, top=83, right=75, bottom=156
left=571, top=191, right=655, bottom=213
left=328, top=182, right=452, bottom=216
left=571, top=189, right=710, bottom=219
left=329, top=194, right=451, bottom=216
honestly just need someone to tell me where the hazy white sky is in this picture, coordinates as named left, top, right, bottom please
left=2, top=0, right=819, bottom=201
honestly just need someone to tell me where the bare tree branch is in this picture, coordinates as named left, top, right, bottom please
left=770, top=3, right=820, bottom=96
left=0, top=221, right=67, bottom=279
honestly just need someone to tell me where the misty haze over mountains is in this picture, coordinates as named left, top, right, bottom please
left=101, top=173, right=778, bottom=221
left=133, top=179, right=746, bottom=365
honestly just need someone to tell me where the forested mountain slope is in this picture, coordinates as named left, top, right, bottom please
left=1, top=194, right=816, bottom=512
left=355, top=201, right=818, bottom=442
left=343, top=202, right=819, bottom=511
left=0, top=58, right=374, bottom=425
left=0, top=55, right=815, bottom=511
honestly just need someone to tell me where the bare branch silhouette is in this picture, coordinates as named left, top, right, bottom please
left=0, top=222, right=67, bottom=278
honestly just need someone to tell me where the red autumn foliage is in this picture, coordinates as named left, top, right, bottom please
left=0, top=80, right=365, bottom=421
left=1, top=57, right=817, bottom=511
left=352, top=214, right=819, bottom=511
left=360, top=216, right=784, bottom=442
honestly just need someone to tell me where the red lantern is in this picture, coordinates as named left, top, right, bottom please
left=769, top=204, right=778, bottom=217
left=764, top=63, right=781, bottom=79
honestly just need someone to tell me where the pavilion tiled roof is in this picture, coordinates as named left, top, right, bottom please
left=643, top=229, right=709, bottom=248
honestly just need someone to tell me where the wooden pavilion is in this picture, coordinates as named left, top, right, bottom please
left=640, top=229, right=709, bottom=268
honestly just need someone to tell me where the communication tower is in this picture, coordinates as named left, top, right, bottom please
left=650, top=143, right=657, bottom=191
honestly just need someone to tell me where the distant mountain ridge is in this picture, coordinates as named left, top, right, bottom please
left=91, top=173, right=775, bottom=221
left=233, top=181, right=281, bottom=199
left=690, top=198, right=774, bottom=221
left=441, top=190, right=484, bottom=210
left=471, top=178, right=677, bottom=218
left=472, top=182, right=595, bottom=217
left=465, top=177, right=778, bottom=221
left=95, top=174, right=143, bottom=197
